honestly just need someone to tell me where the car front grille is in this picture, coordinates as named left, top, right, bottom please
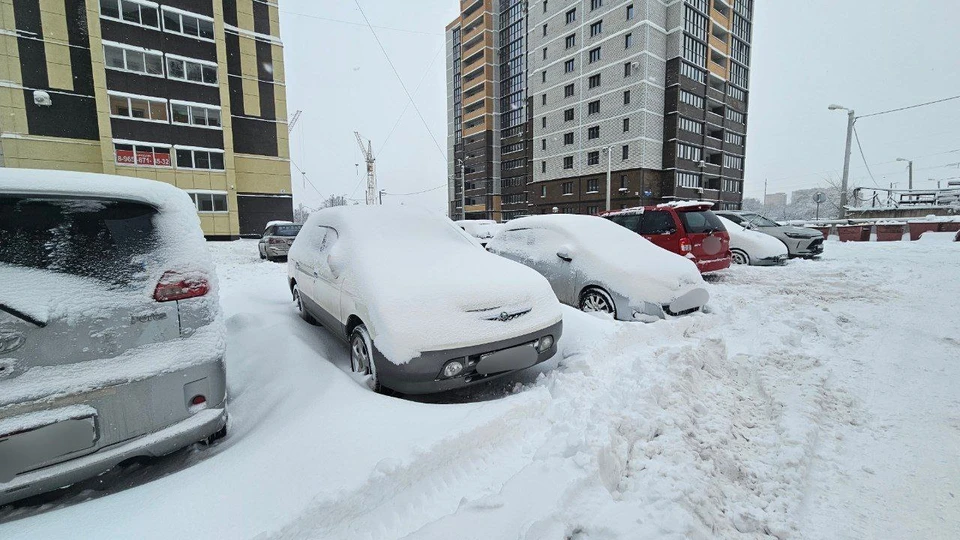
left=484, top=309, right=531, bottom=322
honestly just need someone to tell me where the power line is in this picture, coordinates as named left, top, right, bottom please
left=383, top=183, right=447, bottom=196
left=379, top=42, right=445, bottom=156
left=857, top=94, right=960, bottom=120
left=852, top=125, right=881, bottom=188
left=353, top=0, right=447, bottom=163
left=278, top=9, right=441, bottom=36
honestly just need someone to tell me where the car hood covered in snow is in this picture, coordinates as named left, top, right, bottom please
left=491, top=215, right=707, bottom=306
left=717, top=216, right=788, bottom=260
left=309, top=207, right=562, bottom=364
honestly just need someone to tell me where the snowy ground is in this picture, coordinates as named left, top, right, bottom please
left=1, top=239, right=958, bottom=539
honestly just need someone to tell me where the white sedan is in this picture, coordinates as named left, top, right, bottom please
left=487, top=215, right=709, bottom=322
left=287, top=206, right=563, bottom=394
left=716, top=215, right=788, bottom=266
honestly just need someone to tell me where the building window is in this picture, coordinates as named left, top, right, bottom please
left=565, top=8, right=576, bottom=24
left=587, top=205, right=598, bottom=215
left=623, top=62, right=632, bottom=77
left=114, top=141, right=171, bottom=167
left=728, top=85, right=746, bottom=101
left=170, top=100, right=221, bottom=128
left=542, top=139, right=547, bottom=150
left=622, top=145, right=629, bottom=160
left=623, top=90, right=630, bottom=105
left=187, top=191, right=228, bottom=213
left=677, top=172, right=700, bottom=188
left=175, top=146, right=225, bottom=170
left=542, top=47, right=548, bottom=60
left=99, top=0, right=159, bottom=29
left=543, top=0, right=548, bottom=13
left=723, top=154, right=744, bottom=170
left=564, top=84, right=575, bottom=97
left=726, top=108, right=746, bottom=124
left=685, top=5, right=708, bottom=41
left=677, top=143, right=702, bottom=162
left=587, top=179, right=598, bottom=192
left=587, top=151, right=600, bottom=165
left=725, top=131, right=745, bottom=145
left=564, top=108, right=574, bottom=121
left=565, top=34, right=576, bottom=49
left=626, top=4, right=634, bottom=19
left=588, top=100, right=600, bottom=114
left=683, top=35, right=707, bottom=67
left=625, top=33, right=633, bottom=48
left=587, top=125, right=599, bottom=139
left=541, top=185, right=547, bottom=197
left=564, top=132, right=574, bottom=145
left=588, top=74, right=601, bottom=88
left=589, top=47, right=601, bottom=63
left=108, top=92, right=167, bottom=122
left=679, top=61, right=706, bottom=83
left=542, top=161, right=547, bottom=173
left=679, top=89, right=705, bottom=108
left=562, top=181, right=574, bottom=193
left=542, top=71, right=547, bottom=83
left=590, top=0, right=602, bottom=10
left=103, top=42, right=163, bottom=77
left=161, top=7, right=214, bottom=41
left=620, top=174, right=628, bottom=189
left=542, top=116, right=547, bottom=128
left=543, top=23, right=548, bottom=36
left=166, top=54, right=218, bottom=85
left=623, top=117, right=630, bottom=132
left=678, top=116, right=703, bottom=134
left=590, top=21, right=602, bottom=37
left=563, top=158, right=574, bottom=171
left=564, top=59, right=575, bottom=73
left=542, top=94, right=547, bottom=105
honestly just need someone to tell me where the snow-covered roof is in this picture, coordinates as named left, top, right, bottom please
left=265, top=220, right=294, bottom=229
left=656, top=200, right=715, bottom=210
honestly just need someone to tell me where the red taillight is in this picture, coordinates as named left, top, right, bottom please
left=679, top=237, right=693, bottom=253
left=154, top=271, right=209, bottom=302
left=191, top=395, right=207, bottom=406
left=268, top=237, right=285, bottom=244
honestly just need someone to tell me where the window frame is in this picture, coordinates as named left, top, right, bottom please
left=186, top=190, right=229, bottom=214
left=169, top=99, right=223, bottom=130
left=99, top=0, right=160, bottom=31
left=174, top=145, right=226, bottom=171
left=112, top=138, right=172, bottom=168
left=103, top=40, right=164, bottom=78
left=161, top=6, right=216, bottom=42
left=165, top=53, right=219, bottom=86
left=107, top=91, right=168, bottom=123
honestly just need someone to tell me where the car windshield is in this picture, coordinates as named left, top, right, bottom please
left=0, top=196, right=159, bottom=287
left=274, top=224, right=302, bottom=237
left=741, top=213, right=781, bottom=227
left=677, top=210, right=724, bottom=234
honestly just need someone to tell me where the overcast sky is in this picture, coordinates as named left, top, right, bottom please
left=278, top=0, right=960, bottom=212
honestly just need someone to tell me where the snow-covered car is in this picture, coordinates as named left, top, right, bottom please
left=715, top=211, right=824, bottom=258
left=716, top=216, right=789, bottom=266
left=454, top=219, right=502, bottom=247
left=287, top=206, right=563, bottom=394
left=0, top=170, right=227, bottom=506
left=486, top=215, right=710, bottom=322
left=258, top=222, right=302, bottom=261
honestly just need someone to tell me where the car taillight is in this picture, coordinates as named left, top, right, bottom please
left=154, top=271, right=210, bottom=302
left=679, top=237, right=693, bottom=253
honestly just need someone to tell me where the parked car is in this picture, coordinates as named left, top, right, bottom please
left=714, top=211, right=824, bottom=258
left=715, top=216, right=789, bottom=266
left=487, top=215, right=709, bottom=321
left=603, top=202, right=732, bottom=273
left=287, top=206, right=563, bottom=395
left=454, top=219, right=502, bottom=247
left=259, top=222, right=302, bottom=261
left=0, top=169, right=227, bottom=506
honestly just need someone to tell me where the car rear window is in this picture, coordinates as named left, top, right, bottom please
left=0, top=196, right=159, bottom=287
left=640, top=211, right=677, bottom=235
left=274, top=224, right=302, bottom=237
left=607, top=213, right=641, bottom=232
left=677, top=210, right=724, bottom=234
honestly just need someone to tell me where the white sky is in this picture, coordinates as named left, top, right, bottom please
left=279, top=0, right=960, bottom=211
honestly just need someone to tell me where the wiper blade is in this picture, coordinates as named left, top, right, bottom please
left=0, top=303, right=47, bottom=328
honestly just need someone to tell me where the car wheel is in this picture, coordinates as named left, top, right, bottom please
left=293, top=284, right=319, bottom=325
left=732, top=249, right=750, bottom=265
left=579, top=287, right=617, bottom=318
left=350, top=324, right=391, bottom=394
left=201, top=424, right=227, bottom=446
left=259, top=248, right=266, bottom=260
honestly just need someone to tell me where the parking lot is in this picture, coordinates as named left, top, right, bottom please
left=1, top=239, right=958, bottom=539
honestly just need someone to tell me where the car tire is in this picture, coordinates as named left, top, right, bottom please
left=293, top=284, right=319, bottom=325
left=259, top=248, right=266, bottom=260
left=201, top=423, right=227, bottom=446
left=579, top=287, right=617, bottom=318
left=732, top=249, right=750, bottom=265
left=350, top=324, right=392, bottom=395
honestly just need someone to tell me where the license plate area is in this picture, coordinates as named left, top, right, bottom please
left=475, top=343, right=538, bottom=375
left=0, top=416, right=97, bottom=483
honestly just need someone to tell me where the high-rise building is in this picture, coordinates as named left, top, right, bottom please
left=446, top=0, right=531, bottom=222
left=446, top=0, right=754, bottom=219
left=0, top=0, right=293, bottom=238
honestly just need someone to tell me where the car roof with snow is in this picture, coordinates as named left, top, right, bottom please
left=307, top=205, right=476, bottom=247
left=0, top=168, right=194, bottom=210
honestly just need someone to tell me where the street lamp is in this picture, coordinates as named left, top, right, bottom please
left=896, top=157, right=914, bottom=190
left=828, top=104, right=856, bottom=218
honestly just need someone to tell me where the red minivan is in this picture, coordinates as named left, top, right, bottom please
left=603, top=202, right=732, bottom=273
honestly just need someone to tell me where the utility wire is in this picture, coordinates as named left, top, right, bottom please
left=379, top=43, right=445, bottom=156
left=278, top=9, right=441, bottom=36
left=383, top=183, right=448, bottom=196
left=353, top=0, right=447, bottom=163
left=857, top=94, right=960, bottom=120
left=852, top=126, right=881, bottom=188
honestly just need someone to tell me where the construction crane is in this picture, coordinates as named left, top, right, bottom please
left=354, top=131, right=378, bottom=205
left=288, top=110, right=302, bottom=133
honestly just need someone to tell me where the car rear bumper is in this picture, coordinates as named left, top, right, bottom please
left=265, top=244, right=291, bottom=257
left=695, top=256, right=733, bottom=273
left=373, top=320, right=563, bottom=394
left=0, top=406, right=226, bottom=506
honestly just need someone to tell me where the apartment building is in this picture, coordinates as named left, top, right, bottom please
left=446, top=0, right=754, bottom=220
left=0, top=0, right=292, bottom=238
left=446, top=0, right=531, bottom=222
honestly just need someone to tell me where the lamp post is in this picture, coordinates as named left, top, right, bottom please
left=828, top=104, right=856, bottom=218
left=896, top=157, right=914, bottom=190
left=604, top=145, right=613, bottom=212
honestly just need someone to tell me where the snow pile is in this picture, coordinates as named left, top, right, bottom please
left=918, top=231, right=959, bottom=243
left=489, top=214, right=705, bottom=305
left=657, top=200, right=715, bottom=210
left=297, top=206, right=562, bottom=363
left=717, top=215, right=788, bottom=260
left=454, top=219, right=502, bottom=240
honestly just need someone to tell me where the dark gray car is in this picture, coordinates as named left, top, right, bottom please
left=0, top=170, right=227, bottom=506
left=715, top=211, right=824, bottom=258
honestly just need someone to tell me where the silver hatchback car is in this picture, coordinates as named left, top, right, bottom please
left=0, top=170, right=227, bottom=506
left=258, top=221, right=302, bottom=261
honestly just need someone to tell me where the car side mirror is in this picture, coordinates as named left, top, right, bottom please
left=557, top=244, right=575, bottom=262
